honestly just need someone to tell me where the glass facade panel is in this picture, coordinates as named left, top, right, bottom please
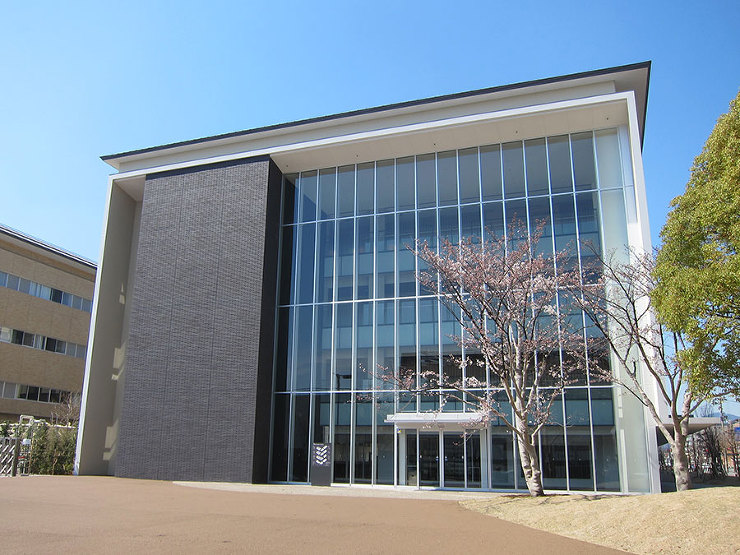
left=483, top=201, right=504, bottom=241
left=396, top=156, right=415, bottom=211
left=334, top=303, right=353, bottom=390
left=334, top=393, right=352, bottom=483
left=270, top=394, right=290, bottom=481
left=375, top=214, right=395, bottom=299
left=376, top=159, right=395, bottom=213
left=354, top=396, right=373, bottom=483
left=294, top=306, right=313, bottom=391
left=480, top=144, right=502, bottom=201
left=356, top=162, right=375, bottom=216
left=571, top=132, right=597, bottom=191
left=355, top=216, right=374, bottom=300
left=525, top=138, right=549, bottom=196
left=315, top=221, right=334, bottom=303
left=398, top=298, right=417, bottom=386
left=318, top=168, right=336, bottom=220
left=355, top=302, right=373, bottom=390
left=502, top=141, right=525, bottom=198
left=547, top=135, right=573, bottom=193
left=337, top=165, right=355, bottom=218
left=296, top=224, right=316, bottom=304
left=336, top=219, right=354, bottom=301
left=273, top=129, right=638, bottom=491
left=274, top=307, right=292, bottom=392
left=375, top=300, right=395, bottom=390
left=314, top=305, right=333, bottom=391
left=396, top=212, right=416, bottom=297
left=299, top=171, right=317, bottom=223
left=416, top=154, right=436, bottom=209
left=458, top=147, right=480, bottom=204
left=460, top=204, right=481, bottom=243
left=290, top=394, right=310, bottom=482
left=376, top=393, right=395, bottom=484
left=438, top=206, right=459, bottom=246
left=437, top=150, right=458, bottom=206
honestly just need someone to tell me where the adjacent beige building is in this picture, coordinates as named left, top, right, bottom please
left=0, top=223, right=96, bottom=421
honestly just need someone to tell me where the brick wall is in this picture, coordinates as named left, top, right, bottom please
left=115, top=157, right=281, bottom=482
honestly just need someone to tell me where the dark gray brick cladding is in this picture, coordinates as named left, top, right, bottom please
left=115, top=156, right=281, bottom=482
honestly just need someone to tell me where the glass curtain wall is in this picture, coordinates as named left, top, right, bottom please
left=271, top=128, right=632, bottom=492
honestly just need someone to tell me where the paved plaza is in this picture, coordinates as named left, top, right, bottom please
left=0, top=476, right=620, bottom=553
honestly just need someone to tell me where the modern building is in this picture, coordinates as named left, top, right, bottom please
left=76, top=62, right=662, bottom=493
left=0, top=224, right=95, bottom=421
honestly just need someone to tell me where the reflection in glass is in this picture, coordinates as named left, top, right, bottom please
left=376, top=159, right=395, bottom=213
left=315, top=221, right=334, bottom=303
left=314, top=305, right=333, bottom=391
left=355, top=302, right=373, bottom=390
left=571, top=132, right=596, bottom=191
left=502, top=142, right=525, bottom=198
left=525, top=138, right=548, bottom=196
left=459, top=147, right=480, bottom=203
left=294, top=306, right=313, bottom=391
left=437, top=150, right=458, bottom=206
left=397, top=212, right=416, bottom=297
left=416, top=154, right=436, bottom=209
left=355, top=217, right=374, bottom=300
left=297, top=224, right=316, bottom=304
left=299, top=171, right=317, bottom=222
left=334, top=393, right=352, bottom=483
left=336, top=219, right=354, bottom=301
left=354, top=396, right=373, bottom=483
left=356, top=162, right=374, bottom=216
left=337, top=165, right=355, bottom=218
left=396, top=156, right=415, bottom=211
left=481, top=144, right=502, bottom=201
left=375, top=300, right=395, bottom=390
left=547, top=135, right=573, bottom=194
left=318, top=168, right=336, bottom=220
left=375, top=214, right=395, bottom=298
left=334, top=304, right=353, bottom=390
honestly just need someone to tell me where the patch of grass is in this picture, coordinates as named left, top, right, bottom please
left=461, top=486, right=739, bottom=554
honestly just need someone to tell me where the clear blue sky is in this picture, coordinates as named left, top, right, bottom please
left=1, top=1, right=738, bottom=263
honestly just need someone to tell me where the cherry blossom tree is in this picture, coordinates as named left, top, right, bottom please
left=386, top=223, right=604, bottom=497
left=568, top=250, right=735, bottom=491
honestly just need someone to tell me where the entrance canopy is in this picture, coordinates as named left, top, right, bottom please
left=386, top=412, right=487, bottom=431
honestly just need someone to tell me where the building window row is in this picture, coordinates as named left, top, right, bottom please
left=0, top=380, right=73, bottom=404
left=0, top=270, right=93, bottom=313
left=270, top=389, right=620, bottom=492
left=282, top=129, right=625, bottom=225
left=0, top=326, right=87, bottom=359
left=275, top=298, right=608, bottom=394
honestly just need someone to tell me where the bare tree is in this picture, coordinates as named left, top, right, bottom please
left=569, top=250, right=734, bottom=491
left=50, top=392, right=81, bottom=426
left=383, top=223, right=602, bottom=496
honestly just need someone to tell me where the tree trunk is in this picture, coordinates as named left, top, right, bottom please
left=671, top=434, right=692, bottom=491
left=514, top=416, right=545, bottom=496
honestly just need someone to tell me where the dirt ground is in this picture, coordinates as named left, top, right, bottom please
left=0, top=475, right=620, bottom=554
left=463, top=486, right=740, bottom=554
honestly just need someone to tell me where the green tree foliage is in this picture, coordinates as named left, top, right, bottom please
left=28, top=422, right=78, bottom=475
left=654, top=91, right=740, bottom=398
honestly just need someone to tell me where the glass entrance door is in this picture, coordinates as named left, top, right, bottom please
left=418, top=433, right=439, bottom=486
left=443, top=433, right=465, bottom=487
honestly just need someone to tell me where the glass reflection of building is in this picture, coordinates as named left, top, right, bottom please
left=271, top=129, right=645, bottom=492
